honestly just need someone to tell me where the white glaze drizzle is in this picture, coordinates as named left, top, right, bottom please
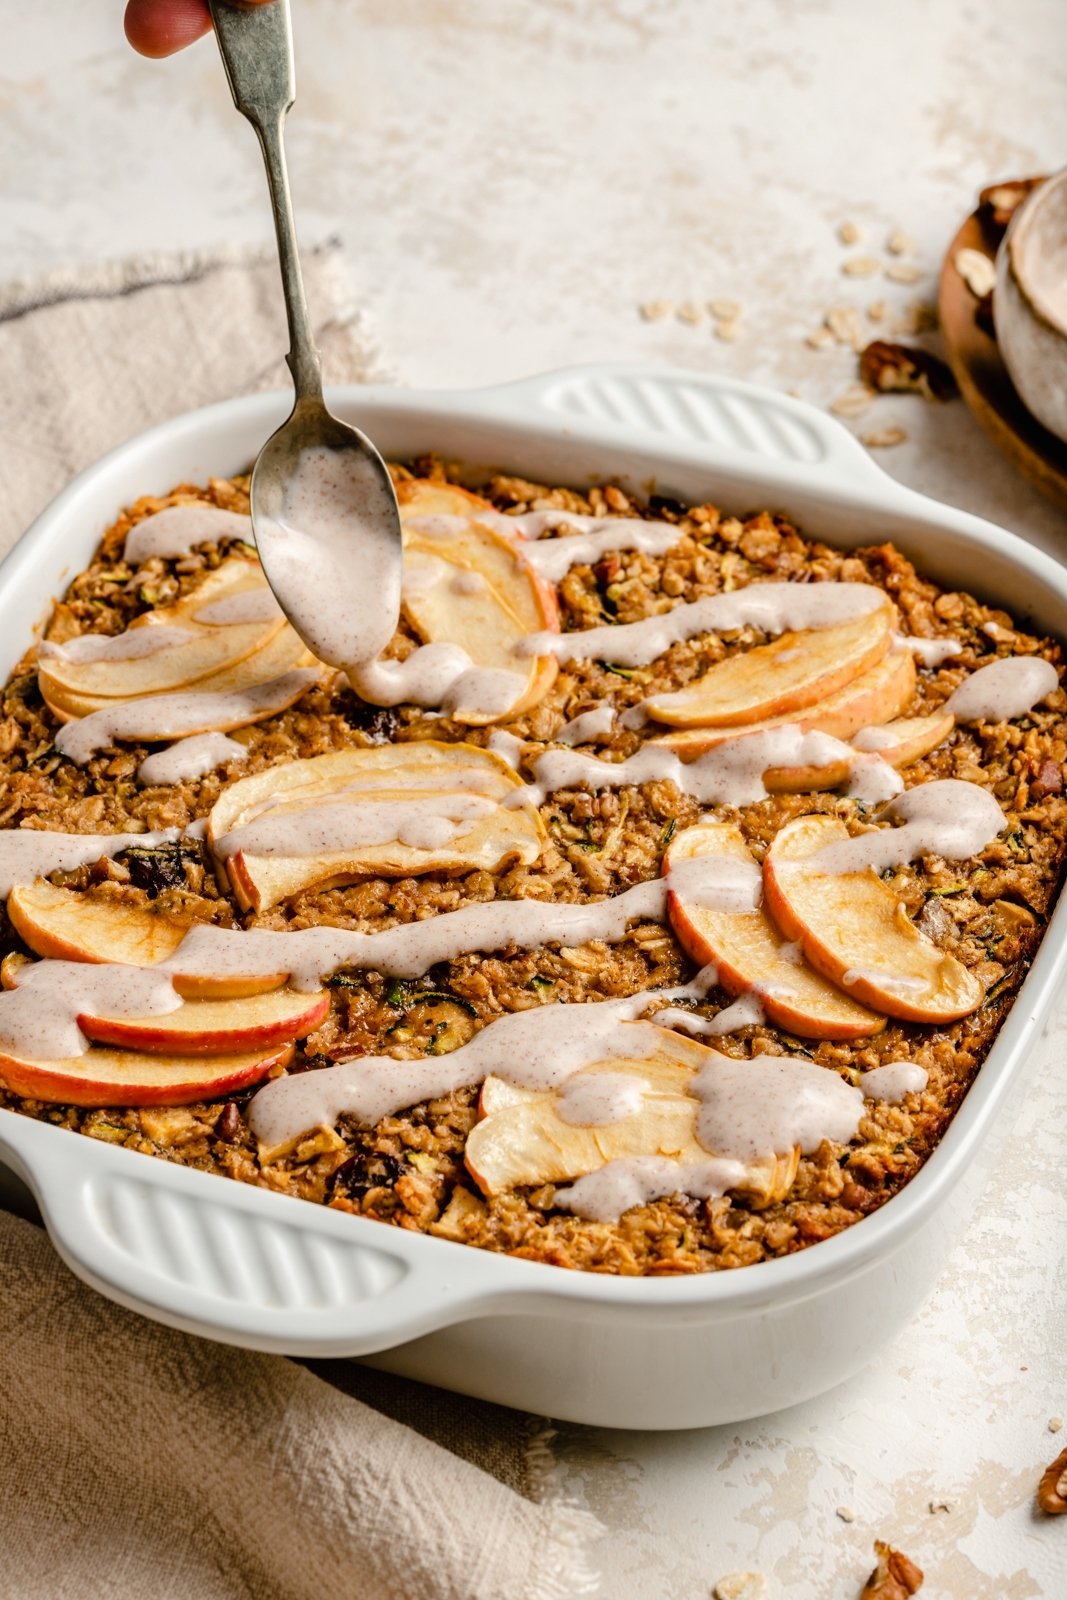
left=518, top=581, right=884, bottom=667
left=38, top=625, right=196, bottom=665
left=124, top=504, right=254, bottom=562
left=554, top=1155, right=749, bottom=1221
left=668, top=853, right=762, bottom=913
left=894, top=633, right=962, bottom=668
left=524, top=726, right=898, bottom=810
left=555, top=706, right=617, bottom=746
left=350, top=644, right=528, bottom=720
left=406, top=509, right=685, bottom=584
left=137, top=732, right=248, bottom=786
left=812, top=779, right=1005, bottom=874
left=842, top=967, right=926, bottom=994
left=54, top=669, right=319, bottom=763
left=0, top=826, right=182, bottom=897
left=859, top=1061, right=929, bottom=1103
left=692, top=1051, right=864, bottom=1160
left=213, top=792, right=497, bottom=859
left=486, top=730, right=525, bottom=770
left=0, top=958, right=182, bottom=1060
left=946, top=656, right=1059, bottom=722
left=556, top=1071, right=650, bottom=1127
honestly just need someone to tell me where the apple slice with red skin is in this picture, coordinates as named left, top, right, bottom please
left=762, top=812, right=985, bottom=1022
left=0, top=1039, right=293, bottom=1108
left=664, top=822, right=885, bottom=1039
left=763, top=710, right=956, bottom=793
left=6, top=881, right=288, bottom=999
left=0, top=956, right=326, bottom=1054
left=642, top=596, right=896, bottom=728
left=649, top=647, right=917, bottom=761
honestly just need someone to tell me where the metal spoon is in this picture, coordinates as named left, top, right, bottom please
left=208, top=0, right=402, bottom=675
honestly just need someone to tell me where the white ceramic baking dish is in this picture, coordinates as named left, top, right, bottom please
left=1, top=363, right=1064, bottom=1431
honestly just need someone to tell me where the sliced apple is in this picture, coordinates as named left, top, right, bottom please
left=6, top=882, right=288, bottom=999
left=208, top=741, right=545, bottom=912
left=41, top=622, right=317, bottom=725
left=643, top=597, right=896, bottom=729
left=664, top=822, right=884, bottom=1039
left=39, top=558, right=283, bottom=704
left=0, top=1039, right=293, bottom=1108
left=396, top=479, right=559, bottom=724
left=763, top=813, right=984, bottom=1022
left=763, top=710, right=956, bottom=794
left=649, top=647, right=916, bottom=761
left=0, top=959, right=327, bottom=1053
left=465, top=1031, right=798, bottom=1206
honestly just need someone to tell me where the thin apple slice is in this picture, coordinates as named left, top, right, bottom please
left=396, top=481, right=559, bottom=725
left=643, top=597, right=896, bottom=729
left=763, top=710, right=956, bottom=794
left=466, top=1036, right=798, bottom=1205
left=41, top=622, right=317, bottom=724
left=39, top=558, right=283, bottom=702
left=763, top=813, right=985, bottom=1022
left=0, top=1039, right=293, bottom=1108
left=208, top=741, right=545, bottom=912
left=649, top=647, right=916, bottom=761
left=6, top=882, right=288, bottom=999
left=664, top=821, right=884, bottom=1039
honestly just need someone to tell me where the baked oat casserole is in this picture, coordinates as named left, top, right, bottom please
left=0, top=458, right=1064, bottom=1278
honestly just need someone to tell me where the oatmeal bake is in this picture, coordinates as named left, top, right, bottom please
left=0, top=460, right=1063, bottom=1277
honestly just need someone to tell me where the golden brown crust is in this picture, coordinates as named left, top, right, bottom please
left=1, top=461, right=1065, bottom=1277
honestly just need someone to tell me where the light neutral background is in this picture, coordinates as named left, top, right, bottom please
left=3, top=2, right=1067, bottom=1594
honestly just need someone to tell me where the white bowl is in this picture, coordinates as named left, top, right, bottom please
left=1, top=364, right=1065, bottom=1429
left=996, top=167, right=1067, bottom=442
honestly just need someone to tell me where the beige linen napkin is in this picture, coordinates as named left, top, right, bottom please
left=0, top=250, right=601, bottom=1598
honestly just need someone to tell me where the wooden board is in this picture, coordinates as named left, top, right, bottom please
left=939, top=210, right=1067, bottom=514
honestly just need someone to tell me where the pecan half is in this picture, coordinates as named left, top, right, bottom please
left=859, top=341, right=958, bottom=402
left=1030, top=758, right=1065, bottom=800
left=1037, top=1446, right=1067, bottom=1514
left=860, top=1540, right=924, bottom=1598
left=979, top=176, right=1046, bottom=237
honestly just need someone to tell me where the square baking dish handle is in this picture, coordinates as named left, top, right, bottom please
left=474, top=362, right=893, bottom=491
left=0, top=1113, right=513, bottom=1356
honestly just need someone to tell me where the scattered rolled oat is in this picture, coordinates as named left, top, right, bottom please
left=1049, top=1416, right=1064, bottom=1433
left=837, top=1505, right=857, bottom=1523
left=887, top=228, right=916, bottom=256
left=842, top=255, right=883, bottom=278
left=677, top=301, right=705, bottom=325
left=715, top=317, right=743, bottom=343
left=867, top=299, right=889, bottom=323
left=885, top=261, right=925, bottom=285
left=713, top=1574, right=766, bottom=1600
left=859, top=340, right=957, bottom=401
left=955, top=247, right=997, bottom=299
left=860, top=1540, right=924, bottom=1598
left=860, top=425, right=908, bottom=450
left=830, top=384, right=876, bottom=418
left=805, top=327, right=835, bottom=349
left=708, top=298, right=741, bottom=321
left=1037, top=1446, right=1067, bottom=1514
left=826, top=305, right=867, bottom=349
left=639, top=299, right=674, bottom=321
left=838, top=220, right=861, bottom=245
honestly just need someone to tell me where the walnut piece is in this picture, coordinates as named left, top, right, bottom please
left=859, top=341, right=957, bottom=402
left=1037, top=1446, right=1067, bottom=1514
left=979, top=176, right=1046, bottom=236
left=860, top=1540, right=924, bottom=1598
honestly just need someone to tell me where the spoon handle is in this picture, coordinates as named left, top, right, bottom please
left=208, top=0, right=323, bottom=403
